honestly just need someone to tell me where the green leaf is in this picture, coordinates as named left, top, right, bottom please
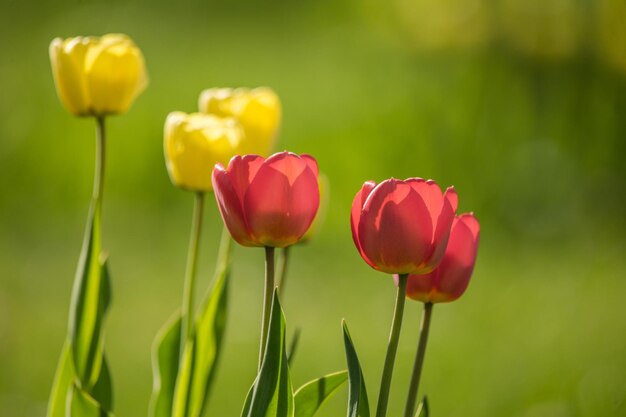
left=294, top=371, right=348, bottom=417
left=70, top=383, right=114, bottom=417
left=286, top=328, right=301, bottom=367
left=170, top=265, right=229, bottom=417
left=342, top=321, right=369, bottom=417
left=149, top=311, right=182, bottom=417
left=91, top=354, right=113, bottom=411
left=186, top=265, right=229, bottom=417
left=46, top=342, right=73, bottom=417
left=242, top=289, right=293, bottom=417
left=415, top=396, right=429, bottom=417
left=69, top=204, right=112, bottom=388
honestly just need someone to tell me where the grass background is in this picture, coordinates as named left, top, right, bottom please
left=1, top=0, right=625, bottom=416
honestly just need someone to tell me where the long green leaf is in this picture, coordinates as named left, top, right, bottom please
left=46, top=342, right=73, bottom=417
left=70, top=383, right=114, bottom=417
left=149, top=311, right=182, bottom=417
left=294, top=371, right=348, bottom=417
left=243, top=290, right=293, bottom=417
left=186, top=266, right=229, bottom=417
left=91, top=353, right=113, bottom=411
left=69, top=204, right=111, bottom=388
left=415, top=397, right=429, bottom=417
left=342, top=321, right=369, bottom=417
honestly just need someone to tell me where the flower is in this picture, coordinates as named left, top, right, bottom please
left=212, top=152, right=320, bottom=248
left=198, top=87, right=281, bottom=156
left=396, top=213, right=480, bottom=303
left=164, top=112, right=244, bottom=192
left=49, top=34, right=148, bottom=117
left=351, top=178, right=458, bottom=275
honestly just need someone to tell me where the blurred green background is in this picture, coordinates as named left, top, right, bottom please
left=1, top=0, right=625, bottom=416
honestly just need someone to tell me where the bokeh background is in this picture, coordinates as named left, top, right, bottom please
left=1, top=0, right=625, bottom=416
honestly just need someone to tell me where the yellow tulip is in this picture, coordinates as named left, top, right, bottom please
left=49, top=34, right=148, bottom=117
left=198, top=87, right=281, bottom=156
left=164, top=112, right=244, bottom=192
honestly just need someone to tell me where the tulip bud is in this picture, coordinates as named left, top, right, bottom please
left=212, top=151, right=320, bottom=248
left=396, top=213, right=480, bottom=303
left=49, top=34, right=148, bottom=117
left=351, top=178, right=458, bottom=275
left=164, top=112, right=244, bottom=192
left=198, top=87, right=281, bottom=156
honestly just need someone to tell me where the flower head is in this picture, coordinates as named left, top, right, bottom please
left=198, top=87, right=281, bottom=156
left=351, top=178, right=458, bottom=275
left=396, top=213, right=480, bottom=303
left=212, top=151, right=319, bottom=248
left=49, top=34, right=147, bottom=116
left=164, top=112, right=243, bottom=192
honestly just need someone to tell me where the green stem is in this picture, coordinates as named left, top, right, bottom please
left=277, top=246, right=291, bottom=298
left=375, top=273, right=408, bottom=417
left=403, top=302, right=433, bottom=417
left=180, top=192, right=205, bottom=354
left=93, top=117, right=105, bottom=208
left=215, top=224, right=233, bottom=275
left=258, top=246, right=275, bottom=370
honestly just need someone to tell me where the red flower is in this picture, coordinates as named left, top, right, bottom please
left=212, top=151, right=320, bottom=248
left=396, top=213, right=480, bottom=303
left=351, top=178, right=458, bottom=275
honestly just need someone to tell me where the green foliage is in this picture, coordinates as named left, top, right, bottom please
left=294, top=371, right=348, bottom=417
left=150, top=312, right=182, bottom=417
left=47, top=203, right=113, bottom=417
left=71, top=383, right=114, bottom=417
left=242, top=290, right=293, bottom=417
left=150, top=265, right=229, bottom=417
left=342, top=321, right=369, bottom=417
left=415, top=397, right=428, bottom=417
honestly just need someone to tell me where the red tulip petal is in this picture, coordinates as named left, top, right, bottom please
left=435, top=213, right=480, bottom=301
left=212, top=163, right=258, bottom=246
left=300, top=154, right=319, bottom=177
left=227, top=154, right=265, bottom=201
left=244, top=153, right=319, bottom=247
left=351, top=181, right=377, bottom=269
left=428, top=186, right=457, bottom=268
left=403, top=272, right=438, bottom=303
left=359, top=180, right=433, bottom=274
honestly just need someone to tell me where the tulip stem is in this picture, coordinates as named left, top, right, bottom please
left=180, top=192, right=205, bottom=355
left=277, top=246, right=291, bottom=298
left=376, top=273, right=408, bottom=417
left=259, top=246, right=275, bottom=370
left=403, top=302, right=433, bottom=417
left=93, top=116, right=106, bottom=208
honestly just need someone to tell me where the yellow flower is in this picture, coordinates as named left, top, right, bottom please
left=198, top=87, right=281, bottom=156
left=164, top=112, right=244, bottom=192
left=49, top=34, right=148, bottom=117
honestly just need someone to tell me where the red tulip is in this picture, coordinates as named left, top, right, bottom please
left=351, top=178, right=458, bottom=275
left=397, top=213, right=480, bottom=303
left=212, top=151, right=320, bottom=248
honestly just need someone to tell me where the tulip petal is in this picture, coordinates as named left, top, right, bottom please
left=300, top=154, right=319, bottom=177
left=227, top=154, right=265, bottom=202
left=244, top=153, right=319, bottom=247
left=350, top=181, right=377, bottom=268
left=212, top=164, right=258, bottom=247
left=435, top=214, right=480, bottom=301
left=359, top=180, right=433, bottom=274
left=428, top=186, right=457, bottom=269
left=401, top=273, right=438, bottom=303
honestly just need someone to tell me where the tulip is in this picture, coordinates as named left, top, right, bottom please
left=400, top=213, right=480, bottom=303
left=198, top=87, right=281, bottom=156
left=49, top=34, right=147, bottom=117
left=212, top=151, right=320, bottom=248
left=351, top=178, right=458, bottom=275
left=399, top=213, right=480, bottom=417
left=164, top=112, right=244, bottom=192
